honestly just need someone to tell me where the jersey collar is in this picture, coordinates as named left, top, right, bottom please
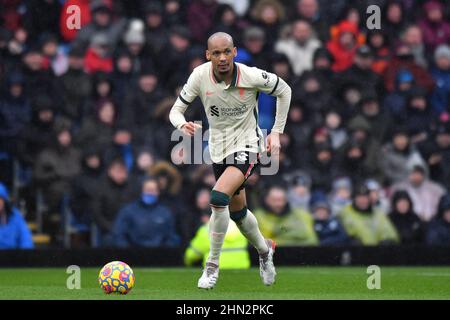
left=211, top=63, right=240, bottom=87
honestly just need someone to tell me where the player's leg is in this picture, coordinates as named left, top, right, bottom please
left=198, top=166, right=244, bottom=289
left=229, top=190, right=269, bottom=255
left=230, top=190, right=277, bottom=286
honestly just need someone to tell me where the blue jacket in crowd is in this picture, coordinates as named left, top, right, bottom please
left=426, top=194, right=450, bottom=245
left=112, top=199, right=180, bottom=248
left=0, top=183, right=34, bottom=249
left=314, top=218, right=350, bottom=246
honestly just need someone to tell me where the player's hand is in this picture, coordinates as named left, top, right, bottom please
left=181, top=121, right=202, bottom=136
left=266, top=132, right=281, bottom=156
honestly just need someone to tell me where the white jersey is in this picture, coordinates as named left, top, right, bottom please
left=170, top=62, right=291, bottom=163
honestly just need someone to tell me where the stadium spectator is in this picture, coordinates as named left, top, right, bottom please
left=22, top=0, right=61, bottom=45
left=84, top=33, right=114, bottom=74
left=391, top=164, right=446, bottom=222
left=236, top=26, right=269, bottom=70
left=357, top=92, right=392, bottom=143
left=401, top=25, right=427, bottom=68
left=0, top=71, right=30, bottom=149
left=122, top=67, right=166, bottom=128
left=284, top=100, right=314, bottom=167
left=311, top=192, right=349, bottom=246
left=380, top=127, right=426, bottom=185
left=306, top=142, right=337, bottom=193
left=312, top=47, right=334, bottom=82
left=157, top=25, right=193, bottom=86
left=73, top=1, right=127, bottom=53
left=217, top=0, right=250, bottom=17
left=293, top=70, right=332, bottom=116
left=324, top=109, right=348, bottom=150
left=329, top=176, right=352, bottom=216
left=250, top=0, right=285, bottom=50
left=275, top=19, right=321, bottom=76
left=39, top=33, right=68, bottom=76
left=69, top=145, right=103, bottom=227
left=400, top=87, right=433, bottom=144
left=417, top=1, right=450, bottom=54
left=184, top=197, right=250, bottom=269
left=57, top=46, right=92, bottom=124
left=103, top=124, right=135, bottom=172
left=0, top=70, right=29, bottom=186
left=21, top=47, right=56, bottom=98
left=186, top=0, right=218, bottom=43
left=0, top=182, right=34, bottom=249
left=91, top=158, right=139, bottom=245
left=326, top=20, right=364, bottom=72
left=210, top=4, right=243, bottom=47
left=366, top=179, right=389, bottom=214
left=75, top=99, right=116, bottom=153
left=34, top=123, right=81, bottom=215
left=113, top=177, right=180, bottom=248
left=383, top=43, right=435, bottom=93
left=338, top=184, right=399, bottom=245
left=382, top=0, right=408, bottom=47
left=286, top=171, right=312, bottom=211
left=426, top=194, right=450, bottom=245
left=290, top=0, right=329, bottom=41
left=121, top=19, right=148, bottom=75
left=383, top=69, right=415, bottom=118
left=418, top=121, right=450, bottom=191
left=143, top=2, right=169, bottom=60
left=111, top=50, right=135, bottom=105
left=335, top=46, right=383, bottom=98
left=366, top=30, right=390, bottom=75
left=430, top=45, right=450, bottom=116
left=254, top=185, right=318, bottom=246
left=163, top=0, right=186, bottom=28
left=16, top=95, right=56, bottom=168
left=388, top=190, right=424, bottom=244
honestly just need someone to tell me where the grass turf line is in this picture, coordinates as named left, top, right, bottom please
left=0, top=267, right=449, bottom=300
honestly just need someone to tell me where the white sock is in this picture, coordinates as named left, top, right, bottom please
left=207, top=205, right=230, bottom=265
left=236, top=209, right=269, bottom=255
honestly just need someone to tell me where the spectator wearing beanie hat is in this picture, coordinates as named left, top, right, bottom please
left=311, top=191, right=350, bottom=246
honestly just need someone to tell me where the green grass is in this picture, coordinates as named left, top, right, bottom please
left=0, top=267, right=449, bottom=300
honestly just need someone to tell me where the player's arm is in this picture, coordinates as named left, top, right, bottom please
left=252, top=69, right=292, bottom=155
left=169, top=68, right=202, bottom=136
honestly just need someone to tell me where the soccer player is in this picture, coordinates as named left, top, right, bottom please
left=169, top=32, right=292, bottom=289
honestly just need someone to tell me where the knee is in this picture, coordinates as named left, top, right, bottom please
left=230, top=207, right=247, bottom=222
left=210, top=190, right=230, bottom=208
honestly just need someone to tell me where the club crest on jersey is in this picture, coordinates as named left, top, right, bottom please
left=235, top=152, right=248, bottom=163
left=262, top=71, right=271, bottom=86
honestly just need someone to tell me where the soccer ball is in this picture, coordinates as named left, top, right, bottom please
left=98, top=261, right=135, bottom=294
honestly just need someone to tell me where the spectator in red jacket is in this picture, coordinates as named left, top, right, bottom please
left=84, top=33, right=113, bottom=74
left=383, top=43, right=435, bottom=93
left=326, top=21, right=364, bottom=72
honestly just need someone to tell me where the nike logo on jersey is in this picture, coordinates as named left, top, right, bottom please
left=206, top=91, right=214, bottom=96
left=235, top=152, right=248, bottom=162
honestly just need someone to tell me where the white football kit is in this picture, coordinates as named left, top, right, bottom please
left=169, top=62, right=292, bottom=163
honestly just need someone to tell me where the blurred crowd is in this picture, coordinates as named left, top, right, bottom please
left=0, top=0, right=450, bottom=251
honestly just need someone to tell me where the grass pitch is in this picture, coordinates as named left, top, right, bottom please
left=0, top=267, right=449, bottom=300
